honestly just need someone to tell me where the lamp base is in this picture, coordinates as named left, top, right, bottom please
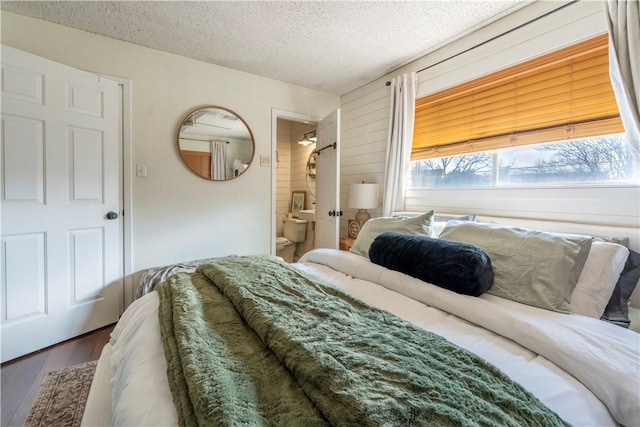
left=354, top=209, right=371, bottom=227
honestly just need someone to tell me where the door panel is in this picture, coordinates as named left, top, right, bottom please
left=2, top=233, right=46, bottom=320
left=2, top=115, right=44, bottom=202
left=69, top=227, right=105, bottom=302
left=315, top=109, right=340, bottom=249
left=1, top=45, right=123, bottom=362
left=1, top=63, right=44, bottom=104
left=69, top=126, right=104, bottom=201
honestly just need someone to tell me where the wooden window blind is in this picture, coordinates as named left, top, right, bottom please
left=412, top=34, right=624, bottom=161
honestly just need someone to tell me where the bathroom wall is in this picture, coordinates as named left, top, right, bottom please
left=290, top=122, right=317, bottom=210
left=290, top=122, right=316, bottom=260
left=276, top=119, right=292, bottom=236
left=275, top=119, right=316, bottom=260
left=276, top=120, right=316, bottom=233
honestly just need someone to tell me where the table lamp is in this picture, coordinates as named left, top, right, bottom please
left=347, top=182, right=380, bottom=226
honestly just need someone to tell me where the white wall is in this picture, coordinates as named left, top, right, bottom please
left=339, top=0, right=639, bottom=233
left=1, top=12, right=340, bottom=303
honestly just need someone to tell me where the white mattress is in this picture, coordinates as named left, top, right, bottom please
left=84, top=249, right=640, bottom=426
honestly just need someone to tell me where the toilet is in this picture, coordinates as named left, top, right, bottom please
left=276, top=218, right=307, bottom=262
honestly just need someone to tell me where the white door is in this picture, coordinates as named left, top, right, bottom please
left=1, top=46, right=123, bottom=362
left=315, top=109, right=340, bottom=249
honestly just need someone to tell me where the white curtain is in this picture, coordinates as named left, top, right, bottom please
left=383, top=72, right=417, bottom=216
left=604, top=0, right=640, bottom=159
left=211, top=140, right=227, bottom=180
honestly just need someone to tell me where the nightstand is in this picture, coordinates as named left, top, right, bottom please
left=339, top=237, right=355, bottom=251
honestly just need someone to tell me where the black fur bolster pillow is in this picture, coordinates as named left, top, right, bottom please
left=369, top=232, right=494, bottom=296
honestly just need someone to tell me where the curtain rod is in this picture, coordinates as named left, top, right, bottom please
left=180, top=137, right=229, bottom=143
left=385, top=0, right=579, bottom=86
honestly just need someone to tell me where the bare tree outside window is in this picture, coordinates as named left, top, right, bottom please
left=498, top=136, right=634, bottom=184
left=409, top=153, right=492, bottom=188
left=408, top=135, right=637, bottom=188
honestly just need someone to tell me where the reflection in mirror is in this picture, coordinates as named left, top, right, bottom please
left=306, top=151, right=317, bottom=196
left=178, top=106, right=255, bottom=180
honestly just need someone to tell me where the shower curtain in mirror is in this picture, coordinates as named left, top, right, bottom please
left=211, top=140, right=227, bottom=180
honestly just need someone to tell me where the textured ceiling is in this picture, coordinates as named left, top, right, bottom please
left=1, top=1, right=531, bottom=95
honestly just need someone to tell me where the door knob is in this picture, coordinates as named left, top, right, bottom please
left=106, top=211, right=119, bottom=220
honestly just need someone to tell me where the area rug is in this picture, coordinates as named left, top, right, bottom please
left=25, top=360, right=97, bottom=427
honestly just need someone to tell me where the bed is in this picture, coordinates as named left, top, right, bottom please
left=81, top=213, right=640, bottom=426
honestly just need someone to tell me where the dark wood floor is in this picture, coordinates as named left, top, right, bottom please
left=1, top=324, right=115, bottom=427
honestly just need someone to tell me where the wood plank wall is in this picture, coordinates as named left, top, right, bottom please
left=339, top=83, right=390, bottom=236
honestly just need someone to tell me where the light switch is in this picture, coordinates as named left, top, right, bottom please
left=136, top=164, right=147, bottom=177
left=260, top=155, right=271, bottom=167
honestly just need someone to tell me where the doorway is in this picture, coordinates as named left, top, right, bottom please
left=274, top=117, right=318, bottom=261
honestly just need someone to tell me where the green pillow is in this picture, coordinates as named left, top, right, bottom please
left=350, top=211, right=434, bottom=259
left=439, top=221, right=593, bottom=313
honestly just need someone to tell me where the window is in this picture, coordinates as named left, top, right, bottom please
left=497, top=135, right=634, bottom=184
left=408, top=134, right=636, bottom=188
left=408, top=34, right=637, bottom=189
left=409, top=153, right=493, bottom=188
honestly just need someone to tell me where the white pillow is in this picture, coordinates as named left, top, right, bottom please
left=431, top=215, right=477, bottom=237
left=570, top=242, right=629, bottom=318
left=349, top=211, right=433, bottom=258
left=431, top=222, right=448, bottom=238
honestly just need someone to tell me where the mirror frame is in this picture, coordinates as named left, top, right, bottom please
left=177, top=105, right=255, bottom=181
left=305, top=150, right=317, bottom=196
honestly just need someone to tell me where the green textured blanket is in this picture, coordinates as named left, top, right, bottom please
left=157, top=255, right=569, bottom=427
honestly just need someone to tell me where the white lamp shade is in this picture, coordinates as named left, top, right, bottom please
left=347, top=183, right=380, bottom=209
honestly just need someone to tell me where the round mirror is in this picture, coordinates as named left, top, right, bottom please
left=306, top=151, right=317, bottom=196
left=177, top=106, right=255, bottom=180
